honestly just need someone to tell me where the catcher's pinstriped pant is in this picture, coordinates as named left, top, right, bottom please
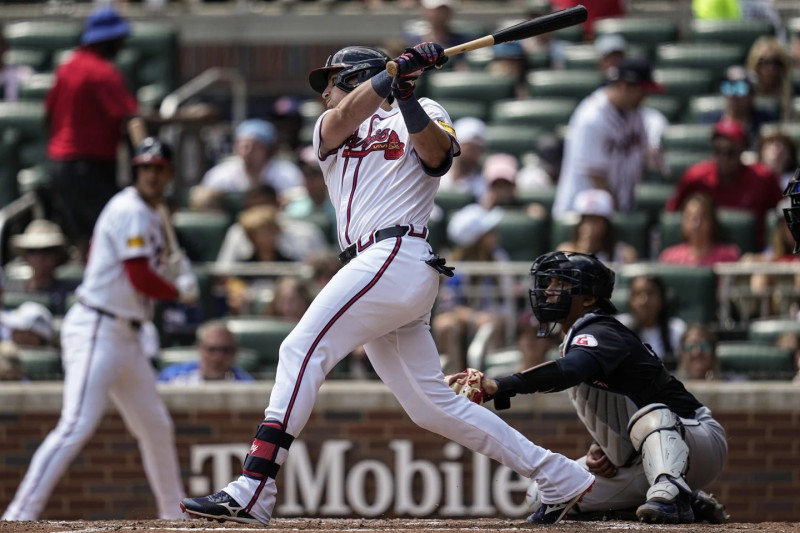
left=222, top=236, right=595, bottom=523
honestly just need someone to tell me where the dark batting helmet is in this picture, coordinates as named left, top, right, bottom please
left=782, top=167, right=800, bottom=253
left=308, top=46, right=391, bottom=94
left=528, top=251, right=617, bottom=337
left=132, top=137, right=172, bottom=167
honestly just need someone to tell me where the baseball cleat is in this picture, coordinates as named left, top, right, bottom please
left=636, top=490, right=695, bottom=524
left=180, top=490, right=266, bottom=525
left=526, top=479, right=595, bottom=524
left=691, top=490, right=729, bottom=524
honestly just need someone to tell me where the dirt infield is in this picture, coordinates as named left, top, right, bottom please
left=1, top=519, right=799, bottom=533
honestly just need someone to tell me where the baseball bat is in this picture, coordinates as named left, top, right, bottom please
left=385, top=5, right=588, bottom=77
left=127, top=116, right=148, bottom=146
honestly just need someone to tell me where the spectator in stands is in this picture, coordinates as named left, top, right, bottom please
left=556, top=188, right=638, bottom=264
left=615, top=275, right=687, bottom=371
left=238, top=205, right=292, bottom=263
left=757, top=130, right=799, bottom=190
left=0, top=341, right=25, bottom=382
left=519, top=0, right=566, bottom=69
left=695, top=65, right=778, bottom=149
left=158, top=320, right=253, bottom=384
left=665, top=118, right=782, bottom=248
left=439, top=117, right=487, bottom=200
left=6, top=219, right=76, bottom=315
left=746, top=36, right=796, bottom=121
left=403, top=0, right=474, bottom=70
left=0, top=33, right=34, bottom=102
left=45, top=6, right=138, bottom=260
left=594, top=33, right=626, bottom=72
left=675, top=323, right=720, bottom=381
left=660, top=193, right=741, bottom=266
left=553, top=58, right=658, bottom=219
left=200, top=119, right=304, bottom=204
left=434, top=203, right=513, bottom=372
left=0, top=302, right=55, bottom=348
left=486, top=41, right=529, bottom=99
left=480, top=153, right=524, bottom=210
left=284, top=145, right=336, bottom=223
left=517, top=133, right=563, bottom=190
left=262, top=276, right=313, bottom=321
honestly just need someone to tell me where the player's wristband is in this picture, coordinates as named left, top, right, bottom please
left=370, top=71, right=392, bottom=98
left=397, top=96, right=430, bottom=134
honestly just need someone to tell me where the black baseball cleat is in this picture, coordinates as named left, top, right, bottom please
left=526, top=480, right=595, bottom=525
left=180, top=490, right=266, bottom=525
left=636, top=490, right=695, bottom=524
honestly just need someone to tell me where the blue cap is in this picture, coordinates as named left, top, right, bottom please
left=82, top=6, right=130, bottom=45
left=235, top=119, right=277, bottom=146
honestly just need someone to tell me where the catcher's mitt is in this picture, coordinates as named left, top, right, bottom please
left=445, top=368, right=487, bottom=405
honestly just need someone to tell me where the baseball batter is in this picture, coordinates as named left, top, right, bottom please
left=2, top=138, right=198, bottom=521
left=448, top=251, right=728, bottom=524
left=181, top=43, right=595, bottom=526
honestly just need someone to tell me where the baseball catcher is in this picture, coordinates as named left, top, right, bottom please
left=446, top=251, right=729, bottom=524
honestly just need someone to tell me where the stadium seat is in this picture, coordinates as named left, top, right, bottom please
left=16, top=73, right=55, bottom=102
left=661, top=124, right=714, bottom=154
left=2, top=20, right=82, bottom=70
left=425, top=71, right=516, bottom=105
left=747, top=318, right=800, bottom=345
left=518, top=187, right=556, bottom=212
left=526, top=70, right=603, bottom=100
left=156, top=346, right=260, bottom=375
left=684, top=95, right=726, bottom=123
left=562, top=42, right=649, bottom=71
left=2, top=49, right=49, bottom=72
left=655, top=43, right=746, bottom=84
left=489, top=98, right=577, bottom=131
left=2, top=291, right=54, bottom=312
left=646, top=94, right=684, bottom=123
left=664, top=150, right=707, bottom=181
left=18, top=347, right=63, bottom=381
left=716, top=341, right=795, bottom=380
left=689, top=19, right=774, bottom=50
left=526, top=49, right=551, bottom=70
left=287, top=211, right=337, bottom=246
left=594, top=17, right=680, bottom=56
left=435, top=190, right=475, bottom=217
left=436, top=98, right=489, bottom=122
left=618, top=263, right=717, bottom=323
left=485, top=125, right=543, bottom=158
left=127, top=22, right=180, bottom=107
left=658, top=209, right=759, bottom=254
left=493, top=211, right=550, bottom=261
left=224, top=317, right=297, bottom=378
left=172, top=210, right=232, bottom=262
left=636, top=182, right=674, bottom=227
left=653, top=68, right=715, bottom=100
left=0, top=101, right=47, bottom=206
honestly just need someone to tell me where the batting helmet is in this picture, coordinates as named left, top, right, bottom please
left=308, top=46, right=391, bottom=94
left=528, top=251, right=617, bottom=335
left=782, top=167, right=800, bottom=253
left=132, top=137, right=172, bottom=167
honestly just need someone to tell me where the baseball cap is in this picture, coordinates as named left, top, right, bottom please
left=605, top=57, right=663, bottom=93
left=447, top=203, right=503, bottom=248
left=235, top=119, right=277, bottom=146
left=594, top=34, right=627, bottom=57
left=1, top=302, right=54, bottom=343
left=11, top=219, right=67, bottom=252
left=573, top=188, right=614, bottom=218
left=484, top=153, right=518, bottom=185
left=454, top=117, right=487, bottom=145
left=712, top=119, right=747, bottom=146
left=81, top=6, right=130, bottom=45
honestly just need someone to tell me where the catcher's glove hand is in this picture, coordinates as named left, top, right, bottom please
left=445, top=367, right=487, bottom=405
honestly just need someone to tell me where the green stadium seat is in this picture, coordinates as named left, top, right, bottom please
left=646, top=94, right=684, bottom=123
left=156, top=346, right=261, bottom=375
left=425, top=71, right=515, bottom=104
left=16, top=73, right=55, bottom=102
left=594, top=17, right=680, bottom=55
left=171, top=210, right=232, bottom=262
left=437, top=98, right=489, bottom=122
left=636, top=182, right=674, bottom=226
left=665, top=150, right=707, bottom=181
left=18, top=347, right=63, bottom=381
left=655, top=43, right=746, bottom=83
left=658, top=209, right=758, bottom=254
left=747, top=318, right=800, bottom=344
left=685, top=95, right=725, bottom=123
left=661, top=124, right=714, bottom=154
left=435, top=190, right=475, bottom=217
left=426, top=215, right=446, bottom=255
left=489, top=98, right=577, bottom=131
left=518, top=187, right=556, bottom=212
left=654, top=68, right=715, bottom=100
left=554, top=23, right=585, bottom=43
left=0, top=101, right=47, bottom=205
left=550, top=211, right=650, bottom=260
left=2, top=49, right=49, bottom=72
left=526, top=70, right=603, bottom=99
left=126, top=22, right=180, bottom=106
left=716, top=341, right=795, bottom=380
left=493, top=211, right=550, bottom=262
left=618, top=263, right=717, bottom=323
left=224, top=317, right=297, bottom=378
left=562, top=43, right=649, bottom=71
left=2, top=291, right=54, bottom=312
left=287, top=211, right=337, bottom=246
left=526, top=49, right=552, bottom=70
left=689, top=19, right=774, bottom=50
left=485, top=125, right=543, bottom=158
left=3, top=21, right=82, bottom=70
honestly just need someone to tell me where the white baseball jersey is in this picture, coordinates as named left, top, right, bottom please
left=315, top=98, right=448, bottom=250
left=202, top=156, right=303, bottom=197
left=553, top=88, right=648, bottom=218
left=75, top=186, right=168, bottom=322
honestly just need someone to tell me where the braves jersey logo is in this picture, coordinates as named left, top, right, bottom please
left=342, top=121, right=405, bottom=160
left=572, top=333, right=598, bottom=347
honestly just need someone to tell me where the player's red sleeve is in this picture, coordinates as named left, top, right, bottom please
left=124, top=257, right=179, bottom=300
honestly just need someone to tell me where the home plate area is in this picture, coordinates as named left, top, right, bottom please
left=0, top=519, right=798, bottom=533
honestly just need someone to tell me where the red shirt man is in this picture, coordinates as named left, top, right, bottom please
left=666, top=119, right=782, bottom=247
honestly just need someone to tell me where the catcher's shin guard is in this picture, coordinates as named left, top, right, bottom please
left=242, top=419, right=294, bottom=481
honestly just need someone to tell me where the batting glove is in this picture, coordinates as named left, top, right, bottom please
left=445, top=368, right=488, bottom=405
left=391, top=75, right=418, bottom=101
left=394, top=42, right=448, bottom=77
left=175, top=272, right=200, bottom=307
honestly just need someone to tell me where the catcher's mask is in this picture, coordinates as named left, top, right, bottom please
left=308, top=46, right=390, bottom=94
left=529, top=251, right=617, bottom=337
left=782, top=168, right=800, bottom=254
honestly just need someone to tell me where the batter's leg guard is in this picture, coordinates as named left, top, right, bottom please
left=628, top=404, right=693, bottom=524
left=242, top=419, right=295, bottom=482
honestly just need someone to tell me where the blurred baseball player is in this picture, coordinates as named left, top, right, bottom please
left=2, top=138, right=198, bottom=521
left=447, top=251, right=728, bottom=524
left=181, top=43, right=594, bottom=525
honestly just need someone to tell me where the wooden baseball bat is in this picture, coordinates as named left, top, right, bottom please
left=127, top=116, right=148, bottom=146
left=385, top=5, right=588, bottom=77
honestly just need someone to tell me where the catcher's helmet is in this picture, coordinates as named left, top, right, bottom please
left=529, top=251, right=617, bottom=336
left=308, top=46, right=390, bottom=94
left=782, top=168, right=800, bottom=254
left=132, top=137, right=172, bottom=167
